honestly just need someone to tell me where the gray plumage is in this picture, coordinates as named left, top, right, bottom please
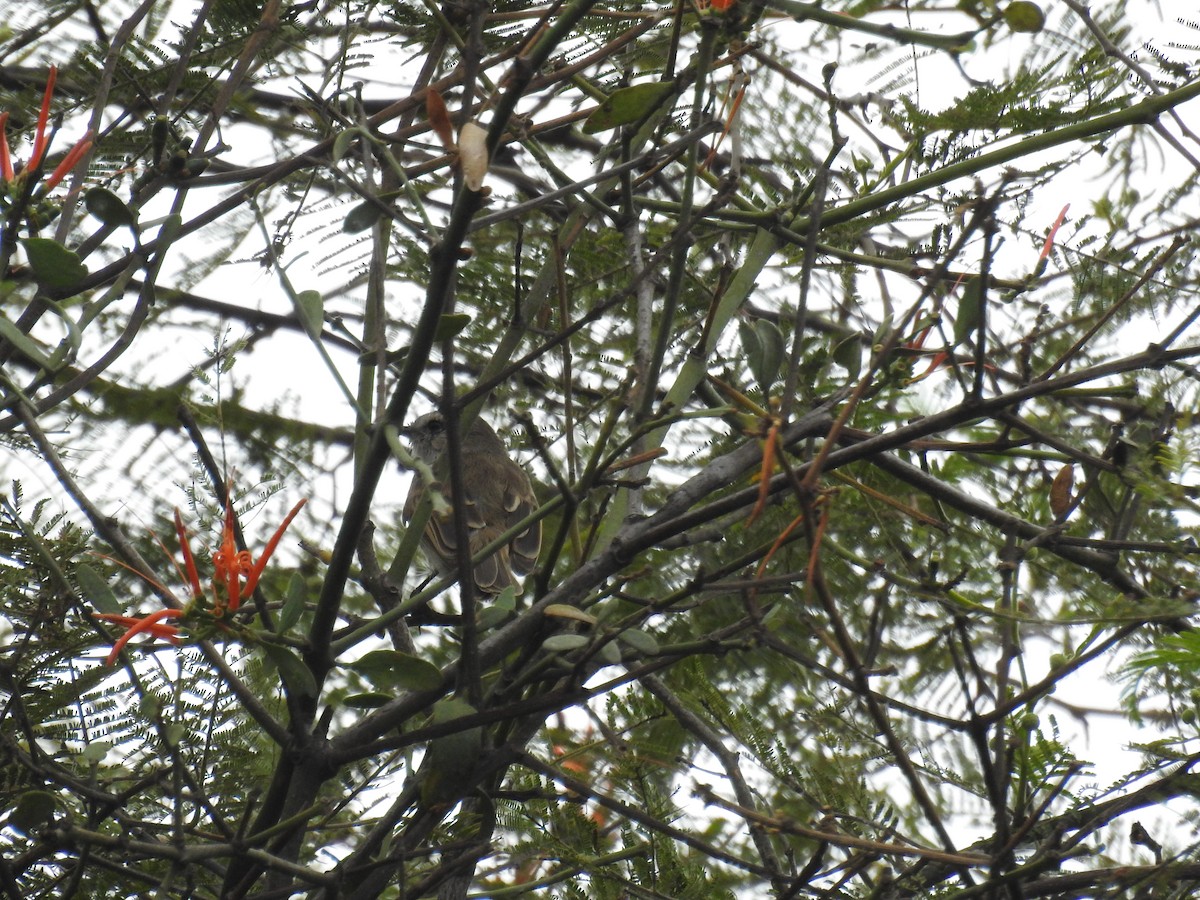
left=403, top=412, right=541, bottom=594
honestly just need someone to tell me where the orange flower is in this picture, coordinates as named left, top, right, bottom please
left=210, top=497, right=254, bottom=613
left=1038, top=203, right=1070, bottom=266
left=174, top=508, right=203, bottom=602
left=0, top=65, right=92, bottom=194
left=211, top=495, right=307, bottom=612
left=42, top=133, right=93, bottom=191
left=94, top=495, right=307, bottom=665
left=93, top=610, right=183, bottom=666
left=0, top=112, right=13, bottom=183
left=28, top=65, right=57, bottom=172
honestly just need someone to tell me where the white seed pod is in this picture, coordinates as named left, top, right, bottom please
left=458, top=121, right=489, bottom=192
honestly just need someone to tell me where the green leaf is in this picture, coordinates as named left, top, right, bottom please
left=262, top=644, right=318, bottom=700
left=350, top=649, right=408, bottom=675
left=872, top=313, right=893, bottom=348
left=0, top=315, right=54, bottom=370
left=80, top=742, right=112, bottom=763
left=476, top=604, right=511, bottom=630
left=431, top=696, right=477, bottom=724
left=543, top=634, right=589, bottom=652
left=544, top=603, right=597, bottom=625
left=583, top=82, right=676, bottom=134
left=21, top=238, right=88, bottom=290
left=491, top=585, right=516, bottom=611
left=76, top=563, right=121, bottom=614
left=9, top=791, right=56, bottom=835
left=616, top=627, right=658, bottom=655
left=953, top=276, right=985, bottom=347
left=389, top=655, right=443, bottom=692
left=276, top=571, right=306, bottom=634
left=421, top=698, right=484, bottom=806
left=349, top=650, right=443, bottom=692
left=84, top=187, right=138, bottom=230
left=139, top=694, right=161, bottom=720
left=295, top=289, right=324, bottom=339
left=343, top=200, right=382, bottom=234
left=752, top=319, right=785, bottom=391
left=1003, top=1, right=1045, bottom=33
left=332, top=129, right=358, bottom=162
left=831, top=335, right=862, bottom=379
left=163, top=724, right=186, bottom=748
left=595, top=640, right=622, bottom=665
left=739, top=318, right=785, bottom=392
left=433, top=313, right=472, bottom=342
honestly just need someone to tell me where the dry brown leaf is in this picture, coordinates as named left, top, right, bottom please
left=426, top=88, right=454, bottom=152
left=1050, top=463, right=1074, bottom=518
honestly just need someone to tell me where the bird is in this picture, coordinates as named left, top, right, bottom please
left=402, top=411, right=541, bottom=595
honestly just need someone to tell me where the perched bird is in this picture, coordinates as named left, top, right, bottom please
left=403, top=411, right=541, bottom=595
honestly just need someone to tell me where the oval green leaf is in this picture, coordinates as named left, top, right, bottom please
left=476, top=604, right=511, bottom=631
left=616, top=627, right=659, bottom=655
left=332, top=129, right=357, bottom=163
left=544, top=603, right=597, bottom=625
left=276, top=571, right=307, bottom=634
left=595, top=640, right=622, bottom=665
left=21, top=237, right=88, bottom=290
left=84, top=187, right=138, bottom=230
left=350, top=649, right=443, bottom=692
left=953, top=276, right=985, bottom=347
left=262, top=644, right=318, bottom=700
left=9, top=790, right=56, bottom=835
left=1003, top=1, right=1045, bottom=33
left=81, top=741, right=112, bottom=763
left=831, top=335, right=862, bottom=379
left=76, top=563, right=121, bottom=614
left=163, top=723, right=186, bottom=748
left=0, top=316, right=53, bottom=370
left=738, top=319, right=762, bottom=376
left=295, top=289, right=324, bottom=339
left=433, top=313, right=472, bottom=342
left=390, top=654, right=445, bottom=691
left=490, top=585, right=517, bottom=611
left=543, top=633, right=589, bottom=652
left=343, top=200, right=383, bottom=234
left=751, top=318, right=785, bottom=391
left=584, top=82, right=676, bottom=134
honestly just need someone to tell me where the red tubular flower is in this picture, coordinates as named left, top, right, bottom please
left=93, top=609, right=182, bottom=666
left=174, top=508, right=204, bottom=601
left=212, top=497, right=253, bottom=612
left=240, top=498, right=307, bottom=600
left=2, top=67, right=91, bottom=199
left=42, top=132, right=92, bottom=191
left=211, top=496, right=309, bottom=610
left=28, top=65, right=57, bottom=172
left=1039, top=203, right=1070, bottom=265
left=94, top=495, right=307, bottom=662
left=0, top=112, right=12, bottom=183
